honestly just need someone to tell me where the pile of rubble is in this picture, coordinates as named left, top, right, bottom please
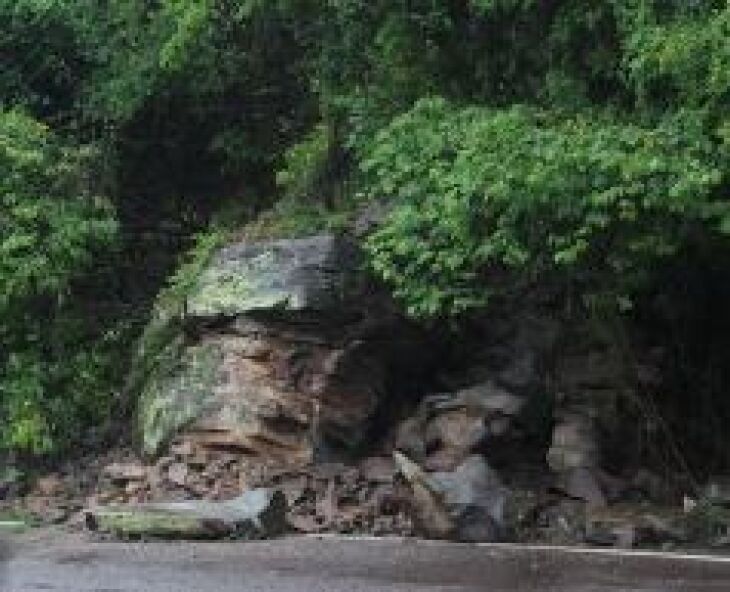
left=6, top=413, right=730, bottom=549
left=2, top=444, right=415, bottom=538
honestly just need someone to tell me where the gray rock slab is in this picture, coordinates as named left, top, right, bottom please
left=85, top=488, right=287, bottom=540
left=186, top=234, right=363, bottom=318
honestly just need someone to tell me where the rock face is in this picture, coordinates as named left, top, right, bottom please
left=139, top=234, right=425, bottom=466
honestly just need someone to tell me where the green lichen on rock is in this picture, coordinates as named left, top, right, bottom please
left=186, top=234, right=362, bottom=318
left=139, top=342, right=222, bottom=456
left=0, top=508, right=33, bottom=533
left=128, top=231, right=226, bottom=454
left=186, top=265, right=263, bottom=318
left=237, top=198, right=356, bottom=241
left=89, top=508, right=223, bottom=539
left=128, top=230, right=226, bottom=389
left=185, top=243, right=302, bottom=317
left=87, top=490, right=288, bottom=540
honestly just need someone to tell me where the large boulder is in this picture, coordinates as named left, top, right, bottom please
left=139, top=234, right=424, bottom=465
left=395, top=381, right=526, bottom=471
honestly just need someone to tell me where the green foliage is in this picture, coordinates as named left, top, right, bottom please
left=82, top=0, right=315, bottom=182
left=0, top=110, right=118, bottom=453
left=276, top=124, right=332, bottom=201
left=241, top=199, right=354, bottom=241
left=0, top=0, right=89, bottom=119
left=0, top=111, right=116, bottom=305
left=364, top=98, right=726, bottom=317
left=684, top=498, right=730, bottom=542
left=623, top=5, right=730, bottom=109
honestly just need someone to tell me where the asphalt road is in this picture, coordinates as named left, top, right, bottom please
left=3, top=534, right=730, bottom=592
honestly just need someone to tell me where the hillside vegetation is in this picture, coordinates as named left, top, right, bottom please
left=1, top=0, right=729, bottom=461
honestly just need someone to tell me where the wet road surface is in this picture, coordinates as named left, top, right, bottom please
left=3, top=534, right=730, bottom=591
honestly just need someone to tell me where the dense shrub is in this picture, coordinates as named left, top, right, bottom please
left=0, top=110, right=117, bottom=452
left=363, top=98, right=728, bottom=317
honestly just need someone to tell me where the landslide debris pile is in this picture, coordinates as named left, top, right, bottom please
left=5, top=233, right=730, bottom=549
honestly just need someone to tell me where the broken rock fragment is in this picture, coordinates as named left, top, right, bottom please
left=86, top=488, right=287, bottom=540
left=394, top=452, right=509, bottom=543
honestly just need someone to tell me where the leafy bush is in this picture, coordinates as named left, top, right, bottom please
left=276, top=124, right=332, bottom=201
left=622, top=4, right=730, bottom=111
left=0, top=110, right=118, bottom=453
left=363, top=98, right=727, bottom=318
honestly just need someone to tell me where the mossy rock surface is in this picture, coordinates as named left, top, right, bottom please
left=186, top=234, right=363, bottom=318
left=139, top=342, right=223, bottom=456
left=90, top=508, right=219, bottom=539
